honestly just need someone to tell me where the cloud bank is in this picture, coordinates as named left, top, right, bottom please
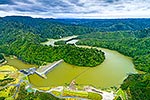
left=0, top=0, right=150, bottom=18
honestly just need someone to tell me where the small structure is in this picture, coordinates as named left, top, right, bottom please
left=20, top=67, right=36, bottom=76
left=69, top=80, right=76, bottom=90
left=25, top=85, right=36, bottom=93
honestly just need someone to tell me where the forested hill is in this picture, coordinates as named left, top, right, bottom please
left=0, top=16, right=105, bottom=67
left=0, top=16, right=96, bottom=39
left=77, top=28, right=150, bottom=72
left=1, top=16, right=150, bottom=41
left=55, top=18, right=150, bottom=32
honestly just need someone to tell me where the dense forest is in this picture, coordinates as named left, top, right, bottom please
left=0, top=16, right=105, bottom=67
left=77, top=29, right=150, bottom=72
left=63, top=45, right=105, bottom=67
left=120, top=73, right=150, bottom=100
left=0, top=32, right=104, bottom=67
left=1, top=17, right=150, bottom=41
left=54, top=18, right=150, bottom=32
left=0, top=16, right=96, bottom=39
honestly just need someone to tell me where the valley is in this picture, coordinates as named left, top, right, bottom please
left=0, top=16, right=149, bottom=100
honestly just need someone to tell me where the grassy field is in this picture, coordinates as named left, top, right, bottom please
left=62, top=89, right=102, bottom=100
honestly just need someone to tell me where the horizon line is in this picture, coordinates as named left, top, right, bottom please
left=1, top=15, right=150, bottom=19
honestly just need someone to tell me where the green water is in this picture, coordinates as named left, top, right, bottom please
left=5, top=57, right=37, bottom=69
left=29, top=46, right=136, bottom=88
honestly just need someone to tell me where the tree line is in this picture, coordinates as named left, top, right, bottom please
left=77, top=29, right=150, bottom=72
left=0, top=32, right=105, bottom=67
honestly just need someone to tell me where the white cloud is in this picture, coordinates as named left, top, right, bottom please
left=0, top=0, right=150, bottom=18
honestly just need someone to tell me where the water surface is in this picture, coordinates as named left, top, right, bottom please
left=5, top=57, right=36, bottom=69
left=29, top=46, right=136, bottom=88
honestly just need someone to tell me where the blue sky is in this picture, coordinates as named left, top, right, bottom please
left=0, top=0, right=150, bottom=18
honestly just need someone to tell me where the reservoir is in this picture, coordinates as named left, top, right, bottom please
left=28, top=46, right=136, bottom=88
left=5, top=56, right=37, bottom=69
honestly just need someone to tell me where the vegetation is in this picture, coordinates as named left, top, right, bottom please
left=63, top=89, right=88, bottom=98
left=0, top=65, right=62, bottom=100
left=77, top=28, right=150, bottom=100
left=62, top=89, right=102, bottom=100
left=115, top=96, right=122, bottom=100
left=0, top=38, right=104, bottom=67
left=0, top=16, right=105, bottom=67
left=114, top=89, right=127, bottom=100
left=0, top=78, right=15, bottom=86
left=56, top=18, right=150, bottom=32
left=54, top=40, right=66, bottom=45
left=1, top=17, right=150, bottom=43
left=0, top=54, right=5, bottom=63
left=63, top=45, right=105, bottom=67
left=0, top=54, right=4, bottom=60
left=16, top=84, right=64, bottom=100
left=0, top=97, right=5, bottom=100
left=77, top=29, right=150, bottom=72
left=51, top=91, right=62, bottom=97
left=88, top=92, right=102, bottom=100
left=0, top=16, right=96, bottom=39
left=120, top=74, right=150, bottom=100
left=0, top=16, right=150, bottom=99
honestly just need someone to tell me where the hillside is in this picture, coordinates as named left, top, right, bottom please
left=1, top=16, right=150, bottom=42
left=0, top=16, right=105, bottom=67
left=54, top=18, right=150, bottom=32
left=1, top=16, right=149, bottom=70
left=0, top=16, right=95, bottom=39
left=120, top=73, right=150, bottom=100
left=77, top=28, right=150, bottom=72
left=0, top=16, right=149, bottom=100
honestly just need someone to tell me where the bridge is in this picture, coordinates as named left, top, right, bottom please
left=20, top=59, right=63, bottom=79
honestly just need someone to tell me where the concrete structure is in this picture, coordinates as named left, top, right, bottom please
left=20, top=59, right=63, bottom=79
left=20, top=67, right=36, bottom=76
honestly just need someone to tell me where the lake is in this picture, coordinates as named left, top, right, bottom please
left=28, top=46, right=137, bottom=88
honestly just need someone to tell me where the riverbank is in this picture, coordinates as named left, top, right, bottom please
left=4, top=56, right=37, bottom=70
left=26, top=83, right=114, bottom=100
left=0, top=65, right=114, bottom=100
left=42, top=35, right=78, bottom=46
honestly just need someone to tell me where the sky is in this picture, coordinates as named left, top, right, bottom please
left=0, top=0, right=150, bottom=18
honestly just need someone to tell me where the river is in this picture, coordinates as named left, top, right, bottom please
left=28, top=45, right=136, bottom=88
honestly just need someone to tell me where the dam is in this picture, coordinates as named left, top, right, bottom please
left=20, top=59, right=63, bottom=78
